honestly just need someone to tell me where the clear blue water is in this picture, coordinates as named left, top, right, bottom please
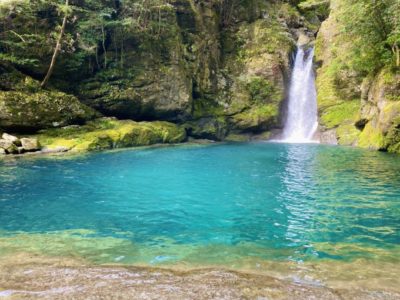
left=0, top=142, right=399, bottom=267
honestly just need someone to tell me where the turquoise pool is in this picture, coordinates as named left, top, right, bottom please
left=0, top=142, right=399, bottom=269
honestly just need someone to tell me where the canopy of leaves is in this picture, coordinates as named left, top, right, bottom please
left=0, top=0, right=174, bottom=80
left=339, top=0, right=400, bottom=73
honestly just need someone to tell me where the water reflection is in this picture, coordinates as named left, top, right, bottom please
left=276, top=144, right=320, bottom=259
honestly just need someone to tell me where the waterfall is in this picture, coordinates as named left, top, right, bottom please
left=281, top=47, right=319, bottom=143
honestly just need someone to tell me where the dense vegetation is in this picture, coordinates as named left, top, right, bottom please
left=0, top=0, right=180, bottom=83
left=314, top=0, right=400, bottom=152
left=341, top=0, right=400, bottom=72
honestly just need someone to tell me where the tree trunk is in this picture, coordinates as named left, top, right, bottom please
left=41, top=0, right=69, bottom=88
left=392, top=44, right=400, bottom=67
left=101, top=25, right=107, bottom=68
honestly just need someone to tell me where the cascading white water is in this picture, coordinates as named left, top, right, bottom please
left=281, top=46, right=319, bottom=143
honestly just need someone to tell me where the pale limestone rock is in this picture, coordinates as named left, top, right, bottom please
left=20, top=138, right=40, bottom=151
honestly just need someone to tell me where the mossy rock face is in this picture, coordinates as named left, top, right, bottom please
left=356, top=70, right=400, bottom=153
left=336, top=124, right=360, bottom=146
left=184, top=117, right=228, bottom=141
left=385, top=116, right=400, bottom=153
left=298, top=0, right=330, bottom=28
left=230, top=105, right=279, bottom=133
left=357, top=122, right=386, bottom=151
left=78, top=4, right=192, bottom=122
left=0, top=89, right=98, bottom=132
left=206, top=7, right=297, bottom=135
left=315, top=1, right=400, bottom=153
left=319, top=101, right=360, bottom=129
left=79, top=65, right=192, bottom=122
left=36, top=118, right=187, bottom=152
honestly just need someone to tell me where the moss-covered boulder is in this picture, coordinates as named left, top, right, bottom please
left=36, top=118, right=187, bottom=152
left=0, top=73, right=98, bottom=132
left=0, top=89, right=98, bottom=131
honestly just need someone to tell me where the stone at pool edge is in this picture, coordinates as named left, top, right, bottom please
left=0, top=139, right=18, bottom=154
left=40, top=146, right=70, bottom=154
left=2, top=133, right=21, bottom=146
left=20, top=138, right=41, bottom=152
left=0, top=135, right=41, bottom=154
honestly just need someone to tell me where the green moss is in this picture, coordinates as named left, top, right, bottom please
left=192, top=99, right=225, bottom=119
left=336, top=124, right=360, bottom=146
left=246, top=77, right=275, bottom=104
left=386, top=117, right=400, bottom=154
left=237, top=19, right=294, bottom=58
left=380, top=68, right=400, bottom=101
left=36, top=118, right=186, bottom=152
left=184, top=117, right=228, bottom=141
left=320, top=101, right=360, bottom=129
left=231, top=104, right=278, bottom=132
left=298, top=0, right=330, bottom=27
left=0, top=88, right=98, bottom=130
left=224, top=133, right=250, bottom=142
left=358, top=123, right=385, bottom=150
left=316, top=61, right=343, bottom=110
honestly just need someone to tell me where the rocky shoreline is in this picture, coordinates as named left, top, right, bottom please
left=0, top=253, right=399, bottom=300
left=0, top=133, right=41, bottom=155
left=0, top=117, right=276, bottom=159
left=0, top=117, right=186, bottom=158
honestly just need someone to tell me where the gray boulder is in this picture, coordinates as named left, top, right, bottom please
left=20, top=138, right=40, bottom=152
left=0, top=139, right=18, bottom=154
left=2, top=133, right=21, bottom=146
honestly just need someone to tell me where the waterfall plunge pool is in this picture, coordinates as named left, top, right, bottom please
left=0, top=142, right=399, bottom=298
